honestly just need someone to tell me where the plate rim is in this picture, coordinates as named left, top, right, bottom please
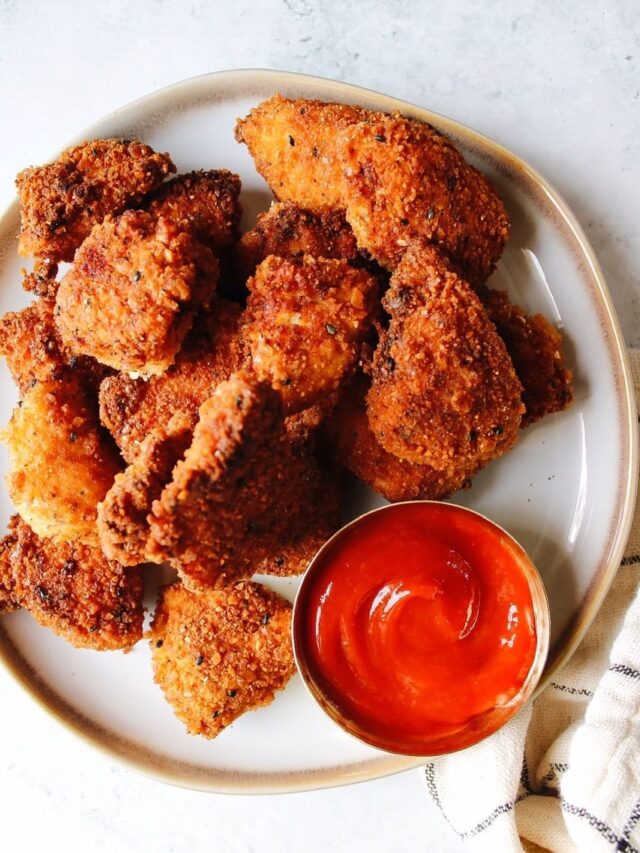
left=0, top=67, right=637, bottom=794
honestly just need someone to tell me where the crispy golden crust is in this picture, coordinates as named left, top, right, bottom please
left=235, top=95, right=379, bottom=209
left=0, top=516, right=143, bottom=650
left=97, top=414, right=193, bottom=566
left=2, top=379, right=122, bottom=545
left=234, top=201, right=360, bottom=280
left=0, top=298, right=110, bottom=395
left=325, top=377, right=474, bottom=502
left=479, top=287, right=574, bottom=427
left=21, top=258, right=59, bottom=299
left=367, top=243, right=524, bottom=472
left=235, top=97, right=508, bottom=285
left=55, top=210, right=219, bottom=375
left=98, top=299, right=244, bottom=462
left=0, top=532, right=19, bottom=613
left=242, top=255, right=378, bottom=414
left=284, top=393, right=340, bottom=444
left=150, top=581, right=295, bottom=738
left=16, top=139, right=175, bottom=262
left=145, top=170, right=242, bottom=251
left=339, top=116, right=509, bottom=283
left=147, top=374, right=340, bottom=588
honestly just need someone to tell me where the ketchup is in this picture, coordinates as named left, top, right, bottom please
left=295, top=503, right=539, bottom=755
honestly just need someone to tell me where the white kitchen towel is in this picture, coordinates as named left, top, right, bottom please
left=422, top=350, right=640, bottom=853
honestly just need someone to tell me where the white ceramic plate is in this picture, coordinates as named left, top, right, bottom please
left=0, top=70, right=636, bottom=793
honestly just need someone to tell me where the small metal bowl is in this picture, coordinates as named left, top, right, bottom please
left=292, top=501, right=550, bottom=757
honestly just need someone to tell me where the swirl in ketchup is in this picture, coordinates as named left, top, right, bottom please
left=294, top=502, right=545, bottom=755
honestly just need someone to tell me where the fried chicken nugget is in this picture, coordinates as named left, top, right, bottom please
left=479, top=287, right=573, bottom=427
left=325, top=376, right=474, bottom=502
left=21, top=258, right=59, bottom=299
left=150, top=581, right=295, bottom=738
left=242, top=255, right=378, bottom=414
left=55, top=210, right=219, bottom=375
left=99, top=298, right=244, bottom=462
left=367, top=242, right=524, bottom=473
left=16, top=138, right=175, bottom=262
left=0, top=298, right=110, bottom=395
left=339, top=115, right=510, bottom=283
left=234, top=95, right=380, bottom=208
left=145, top=169, right=242, bottom=251
left=0, top=515, right=143, bottom=650
left=147, top=374, right=340, bottom=588
left=235, top=96, right=509, bottom=284
left=2, top=379, right=122, bottom=545
left=234, top=201, right=360, bottom=280
left=97, top=413, right=193, bottom=566
left=0, top=532, right=18, bottom=613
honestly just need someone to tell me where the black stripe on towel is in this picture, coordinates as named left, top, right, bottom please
left=609, top=663, right=640, bottom=680
left=549, top=681, right=593, bottom=697
left=561, top=802, right=639, bottom=852
left=621, top=555, right=640, bottom=567
left=621, top=797, right=640, bottom=850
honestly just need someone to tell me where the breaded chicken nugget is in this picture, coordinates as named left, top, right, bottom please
left=235, top=97, right=508, bottom=284
left=16, top=138, right=175, bottom=262
left=0, top=515, right=143, bottom=649
left=0, top=298, right=110, bottom=395
left=147, top=374, right=339, bottom=588
left=367, top=243, right=523, bottom=472
left=97, top=413, right=192, bottom=565
left=234, top=201, right=360, bottom=280
left=0, top=532, right=19, bottom=613
left=235, top=95, right=379, bottom=208
left=479, top=287, right=573, bottom=427
left=145, top=169, right=242, bottom=251
left=150, top=580, right=295, bottom=738
left=21, top=258, right=59, bottom=299
left=325, top=377, right=474, bottom=502
left=339, top=115, right=509, bottom=283
left=55, top=210, right=219, bottom=375
left=2, top=379, right=122, bottom=545
left=242, top=255, right=378, bottom=414
left=99, top=298, right=244, bottom=462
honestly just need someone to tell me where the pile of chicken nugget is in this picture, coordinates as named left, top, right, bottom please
left=0, top=95, right=573, bottom=739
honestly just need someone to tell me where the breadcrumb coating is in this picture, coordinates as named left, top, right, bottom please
left=145, top=169, right=242, bottom=251
left=235, top=97, right=509, bottom=284
left=98, top=414, right=193, bottom=566
left=0, top=532, right=19, bottom=613
left=2, top=379, right=122, bottom=545
left=0, top=516, right=143, bottom=650
left=339, top=115, right=509, bottom=283
left=0, top=298, right=110, bottom=395
left=243, top=255, right=378, bottom=414
left=55, top=210, right=219, bottom=375
left=367, top=242, right=524, bottom=472
left=21, top=258, right=59, bottom=299
left=150, top=581, right=295, bottom=738
left=147, top=374, right=340, bottom=588
left=234, top=95, right=380, bottom=208
left=98, top=298, right=244, bottom=462
left=17, top=138, right=175, bottom=261
left=234, top=201, right=360, bottom=280
left=325, top=376, right=474, bottom=502
left=479, top=287, right=573, bottom=427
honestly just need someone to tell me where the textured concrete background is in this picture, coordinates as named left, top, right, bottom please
left=0, top=2, right=638, bottom=851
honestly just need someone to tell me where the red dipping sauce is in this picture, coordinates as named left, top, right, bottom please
left=293, top=503, right=547, bottom=755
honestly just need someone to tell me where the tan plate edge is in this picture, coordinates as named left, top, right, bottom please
left=0, top=68, right=637, bottom=794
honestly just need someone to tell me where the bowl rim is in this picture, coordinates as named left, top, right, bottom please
left=291, top=499, right=551, bottom=758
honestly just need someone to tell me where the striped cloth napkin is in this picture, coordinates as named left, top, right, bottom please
left=422, top=350, right=640, bottom=853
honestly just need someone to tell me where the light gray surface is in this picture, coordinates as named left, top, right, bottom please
left=0, top=2, right=637, bottom=852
